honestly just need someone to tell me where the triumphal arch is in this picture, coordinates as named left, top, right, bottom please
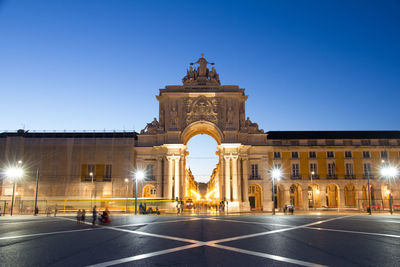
left=136, top=54, right=267, bottom=211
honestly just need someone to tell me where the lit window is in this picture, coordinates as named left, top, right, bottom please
left=345, top=151, right=352, bottom=158
left=251, top=164, right=259, bottom=178
left=362, top=151, right=370, bottom=158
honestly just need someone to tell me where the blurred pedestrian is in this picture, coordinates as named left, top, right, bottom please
left=46, top=207, right=51, bottom=217
left=92, top=206, right=97, bottom=226
left=54, top=205, right=58, bottom=217
left=81, top=209, right=86, bottom=223
left=76, top=209, right=82, bottom=224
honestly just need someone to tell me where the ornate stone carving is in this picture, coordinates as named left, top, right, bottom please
left=242, top=117, right=264, bottom=134
left=170, top=104, right=179, bottom=129
left=185, top=96, right=218, bottom=126
left=182, top=54, right=220, bottom=85
left=140, top=117, right=163, bottom=134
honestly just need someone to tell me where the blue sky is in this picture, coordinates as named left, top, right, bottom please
left=1, top=1, right=399, bottom=182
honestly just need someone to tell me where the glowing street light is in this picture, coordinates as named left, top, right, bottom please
left=380, top=165, right=398, bottom=215
left=271, top=168, right=282, bottom=215
left=5, top=163, right=24, bottom=216
left=134, top=170, right=145, bottom=215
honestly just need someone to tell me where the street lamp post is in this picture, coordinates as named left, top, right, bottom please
left=34, top=168, right=39, bottom=215
left=134, top=170, right=145, bottom=215
left=367, top=167, right=372, bottom=215
left=271, top=168, right=282, bottom=215
left=5, top=163, right=24, bottom=216
left=380, top=165, right=397, bottom=215
left=90, top=172, right=94, bottom=208
left=124, top=178, right=129, bottom=213
left=311, top=171, right=315, bottom=210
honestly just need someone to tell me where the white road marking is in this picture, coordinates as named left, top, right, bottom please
left=0, top=227, right=98, bottom=240
left=208, top=243, right=328, bottom=267
left=114, top=217, right=202, bottom=227
left=0, top=219, right=61, bottom=225
left=209, top=215, right=353, bottom=244
left=84, top=215, right=351, bottom=267
left=86, top=243, right=203, bottom=267
left=305, top=226, right=400, bottom=239
left=205, top=217, right=294, bottom=228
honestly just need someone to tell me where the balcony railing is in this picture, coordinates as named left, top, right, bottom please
left=362, top=175, right=374, bottom=179
left=309, top=174, right=320, bottom=180
left=345, top=174, right=356, bottom=179
left=145, top=175, right=156, bottom=181
left=291, top=174, right=302, bottom=180
left=327, top=174, right=337, bottom=179
left=249, top=176, right=262, bottom=180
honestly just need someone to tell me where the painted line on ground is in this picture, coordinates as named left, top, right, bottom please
left=305, top=226, right=400, bottom=239
left=208, top=243, right=328, bottom=267
left=205, top=217, right=294, bottom=228
left=86, top=243, right=203, bottom=267
left=0, top=219, right=62, bottom=225
left=114, top=217, right=202, bottom=227
left=84, top=215, right=351, bottom=267
left=0, top=227, right=98, bottom=240
left=209, top=215, right=353, bottom=244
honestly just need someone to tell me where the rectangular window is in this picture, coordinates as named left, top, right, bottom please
left=308, top=140, right=317, bottom=146
left=343, top=140, right=353, bottom=146
left=328, top=163, right=336, bottom=177
left=379, top=139, right=389, bottom=146
left=363, top=163, right=371, bottom=177
left=327, top=151, right=334, bottom=158
left=104, top=165, right=112, bottom=181
left=273, top=152, right=281, bottom=159
left=345, top=163, right=353, bottom=178
left=292, top=163, right=300, bottom=178
left=87, top=165, right=95, bottom=181
left=310, top=163, right=317, bottom=175
left=251, top=164, right=259, bottom=178
left=362, top=151, right=370, bottom=158
left=326, top=140, right=335, bottom=146
left=291, top=152, right=299, bottom=159
left=345, top=151, right=352, bottom=158
left=381, top=151, right=388, bottom=159
left=309, top=151, right=316, bottom=158
left=361, top=140, right=371, bottom=146
left=146, top=165, right=155, bottom=180
left=274, top=163, right=281, bottom=170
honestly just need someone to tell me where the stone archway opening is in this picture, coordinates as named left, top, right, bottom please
left=184, top=133, right=221, bottom=209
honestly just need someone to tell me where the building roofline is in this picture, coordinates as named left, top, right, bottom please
left=0, top=130, right=138, bottom=139
left=266, top=131, right=400, bottom=140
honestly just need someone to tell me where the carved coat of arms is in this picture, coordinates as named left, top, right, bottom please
left=185, top=96, right=219, bottom=126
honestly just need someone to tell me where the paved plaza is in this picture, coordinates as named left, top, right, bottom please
left=0, top=214, right=399, bottom=266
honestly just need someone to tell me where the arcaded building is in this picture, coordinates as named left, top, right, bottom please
left=1, top=55, right=399, bottom=213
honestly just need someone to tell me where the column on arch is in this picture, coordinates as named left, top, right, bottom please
left=232, top=154, right=239, bottom=201
left=166, top=156, right=174, bottom=199
left=224, top=154, right=231, bottom=201
left=156, top=157, right=163, bottom=198
left=242, top=157, right=249, bottom=202
left=174, top=155, right=180, bottom=200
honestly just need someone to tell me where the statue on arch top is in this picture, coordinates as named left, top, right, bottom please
left=190, top=53, right=214, bottom=77
left=182, top=54, right=220, bottom=85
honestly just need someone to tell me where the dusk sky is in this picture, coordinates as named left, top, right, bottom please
left=1, top=1, right=399, bottom=182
